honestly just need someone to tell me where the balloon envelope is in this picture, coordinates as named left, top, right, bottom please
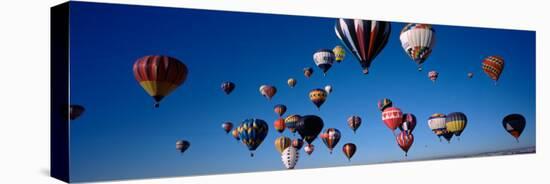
left=296, top=115, right=324, bottom=145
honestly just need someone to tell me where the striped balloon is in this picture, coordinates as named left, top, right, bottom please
left=320, top=128, right=341, bottom=154
left=274, top=104, right=287, bottom=117
left=347, top=115, right=362, bottom=133
left=313, top=49, right=335, bottom=75
left=333, top=45, right=346, bottom=63
left=446, top=112, right=467, bottom=139
left=342, top=143, right=357, bottom=161
left=309, top=89, right=328, bottom=110
left=428, top=113, right=447, bottom=141
left=396, top=131, right=414, bottom=157
left=274, top=136, right=292, bottom=154
left=399, top=23, right=436, bottom=71
left=284, top=114, right=301, bottom=133
left=237, top=118, right=269, bottom=157
left=381, top=107, right=403, bottom=131
left=482, top=56, right=504, bottom=84
left=133, top=55, right=188, bottom=108
left=335, top=19, right=391, bottom=74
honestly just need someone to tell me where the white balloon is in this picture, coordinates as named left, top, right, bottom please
left=281, top=147, right=299, bottom=169
left=324, top=85, right=332, bottom=94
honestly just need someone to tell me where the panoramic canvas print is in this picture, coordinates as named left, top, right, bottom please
left=51, top=1, right=535, bottom=183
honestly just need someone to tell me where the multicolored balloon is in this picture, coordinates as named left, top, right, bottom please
left=274, top=136, right=292, bottom=154
left=324, top=85, right=333, bottom=94
left=237, top=118, right=269, bottom=157
left=482, top=56, right=504, bottom=84
left=274, top=104, right=287, bottom=117
left=287, top=78, right=297, bottom=88
left=274, top=118, right=286, bottom=134
left=382, top=107, right=403, bottom=131
left=347, top=115, right=362, bottom=133
left=378, top=98, right=393, bottom=112
left=221, top=81, right=235, bottom=95
left=285, top=114, right=301, bottom=134
left=309, top=88, right=328, bottom=110
left=428, top=113, right=447, bottom=141
left=69, top=105, right=85, bottom=120
left=303, top=67, right=313, bottom=78
left=222, top=122, right=233, bottom=134
left=320, top=128, right=341, bottom=154
left=281, top=147, right=299, bottom=169
left=399, top=24, right=436, bottom=71
left=502, top=114, right=526, bottom=142
left=259, top=85, right=277, bottom=101
left=176, top=140, right=190, bottom=154
left=445, top=112, right=467, bottom=140
left=133, top=55, right=188, bottom=108
left=342, top=143, right=357, bottom=161
left=296, top=115, right=324, bottom=145
left=428, top=70, right=439, bottom=83
left=292, top=138, right=304, bottom=150
left=399, top=113, right=416, bottom=134
left=335, top=19, right=391, bottom=74
left=313, top=49, right=336, bottom=75
left=304, top=144, right=315, bottom=155
left=396, top=131, right=414, bottom=157
left=333, top=45, right=346, bottom=63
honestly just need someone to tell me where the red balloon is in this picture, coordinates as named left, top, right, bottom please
left=396, top=131, right=414, bottom=157
left=382, top=107, right=403, bottom=131
left=274, top=118, right=286, bottom=133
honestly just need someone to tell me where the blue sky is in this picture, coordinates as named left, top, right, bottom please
left=68, top=2, right=536, bottom=182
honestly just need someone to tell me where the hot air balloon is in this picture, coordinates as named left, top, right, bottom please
left=428, top=70, right=439, bottom=83
left=396, top=131, right=414, bottom=157
left=482, top=56, right=504, bottom=85
left=303, top=67, right=313, bottom=78
left=69, top=105, right=85, bottom=120
left=347, top=116, right=362, bottom=134
left=274, top=118, right=286, bottom=134
left=274, top=104, right=287, bottom=117
left=176, top=140, right=190, bottom=154
left=428, top=113, right=447, bottom=141
left=333, top=45, right=346, bottom=63
left=285, top=114, right=301, bottom=134
left=296, top=115, right=324, bottom=145
left=133, top=55, right=188, bottom=108
left=259, top=85, right=277, bottom=101
left=335, top=19, right=391, bottom=74
left=309, top=89, right=328, bottom=110
left=342, top=143, right=356, bottom=161
left=445, top=112, right=467, bottom=140
left=304, top=144, right=315, bottom=155
left=221, top=81, right=235, bottom=95
left=503, top=114, right=526, bottom=142
left=222, top=122, right=233, bottom=134
left=324, top=85, right=333, bottom=94
left=274, top=136, right=292, bottom=154
left=441, top=129, right=453, bottom=143
left=399, top=23, right=436, bottom=71
left=399, top=113, right=417, bottom=134
left=237, top=118, right=269, bottom=157
left=287, top=78, right=297, bottom=88
left=292, top=138, right=304, bottom=150
left=320, top=128, right=341, bottom=154
left=313, top=49, right=335, bottom=75
left=378, top=98, right=393, bottom=112
left=281, top=147, right=299, bottom=169
left=382, top=107, right=403, bottom=132
left=467, top=72, right=474, bottom=79
left=231, top=129, right=240, bottom=141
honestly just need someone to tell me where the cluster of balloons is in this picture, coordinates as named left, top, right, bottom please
left=379, top=98, right=417, bottom=157
left=427, top=112, right=468, bottom=143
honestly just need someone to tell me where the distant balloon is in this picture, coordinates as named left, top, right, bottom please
left=347, top=115, right=362, bottom=133
left=335, top=19, right=391, bottom=74
left=285, top=114, right=301, bottom=134
left=428, top=70, right=439, bottom=83
left=222, top=122, right=233, bottom=134
left=303, top=67, right=313, bottom=78
left=342, top=143, right=357, bottom=161
left=296, top=115, right=324, bottom=145
left=502, top=114, right=526, bottom=142
left=399, top=23, right=436, bottom=71
left=324, top=85, right=333, bottom=94
left=399, top=113, right=417, bottom=134
left=320, top=128, right=341, bottom=154
left=378, top=98, right=393, bottom=112
left=259, top=85, right=277, bottom=101
left=274, top=104, right=287, bottom=117
left=274, top=118, right=286, bottom=134
left=287, top=78, right=297, bottom=88
left=221, top=81, right=235, bottom=95
left=446, top=112, right=467, bottom=140
left=237, top=118, right=269, bottom=157
left=274, top=136, right=292, bottom=154
left=176, top=140, right=190, bottom=154
left=382, top=107, right=403, bottom=131
left=231, top=129, right=240, bottom=141
left=69, top=105, right=85, bottom=120
left=281, top=147, right=299, bottom=169
left=467, top=72, right=474, bottom=79
left=333, top=45, right=346, bottom=63
left=133, top=55, right=188, bottom=108
left=304, top=144, right=315, bottom=155
left=313, top=49, right=335, bottom=76
left=396, top=131, right=414, bottom=157
left=428, top=113, right=447, bottom=141
left=482, top=56, right=504, bottom=84
left=292, top=138, right=304, bottom=150
left=309, top=89, right=328, bottom=110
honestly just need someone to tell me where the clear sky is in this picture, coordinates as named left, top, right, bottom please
left=68, top=2, right=536, bottom=182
